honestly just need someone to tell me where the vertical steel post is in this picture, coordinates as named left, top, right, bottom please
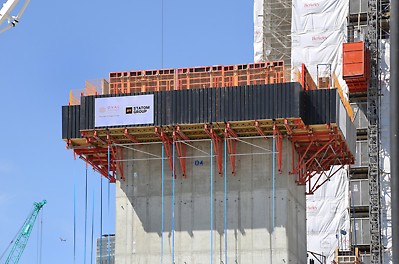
left=210, top=140, right=214, bottom=264
left=161, top=144, right=165, bottom=264
left=391, top=0, right=399, bottom=261
left=224, top=138, right=228, bottom=264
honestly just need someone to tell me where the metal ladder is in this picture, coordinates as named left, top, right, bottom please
left=366, top=0, right=382, bottom=263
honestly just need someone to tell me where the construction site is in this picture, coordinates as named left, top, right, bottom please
left=60, top=0, right=396, bottom=263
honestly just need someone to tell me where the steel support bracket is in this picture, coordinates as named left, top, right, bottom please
left=155, top=127, right=174, bottom=176
left=204, top=124, right=223, bottom=175
left=273, top=123, right=283, bottom=173
left=124, top=128, right=140, bottom=144
left=107, top=132, right=125, bottom=181
left=224, top=123, right=238, bottom=175
left=173, top=126, right=189, bottom=178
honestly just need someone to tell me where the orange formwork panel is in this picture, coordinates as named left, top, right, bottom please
left=108, top=61, right=285, bottom=95
left=343, top=42, right=370, bottom=93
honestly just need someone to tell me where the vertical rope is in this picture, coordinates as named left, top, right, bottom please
left=210, top=140, right=214, bottom=264
left=161, top=144, right=165, bottom=264
left=272, top=136, right=275, bottom=229
left=36, top=210, right=39, bottom=264
left=161, top=0, right=164, bottom=68
left=271, top=135, right=276, bottom=263
left=107, top=145, right=111, bottom=264
left=74, top=179, right=76, bottom=264
left=39, top=210, right=43, bottom=264
left=36, top=209, right=43, bottom=264
left=84, top=164, right=88, bottom=264
left=224, top=138, right=228, bottom=264
left=172, top=141, right=175, bottom=264
left=100, top=166, right=103, bottom=263
left=90, top=191, right=95, bottom=264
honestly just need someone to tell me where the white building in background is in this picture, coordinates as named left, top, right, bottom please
left=254, top=0, right=391, bottom=263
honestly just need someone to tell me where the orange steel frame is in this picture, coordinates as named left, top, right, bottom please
left=66, top=61, right=354, bottom=193
left=108, top=61, right=285, bottom=94
left=286, top=125, right=353, bottom=194
left=67, top=118, right=353, bottom=194
left=74, top=131, right=125, bottom=183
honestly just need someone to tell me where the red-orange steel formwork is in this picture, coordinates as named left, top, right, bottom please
left=68, top=118, right=353, bottom=194
left=287, top=125, right=353, bottom=194
left=343, top=42, right=370, bottom=93
left=108, top=61, right=285, bottom=94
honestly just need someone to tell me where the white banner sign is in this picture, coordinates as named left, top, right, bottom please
left=95, top=94, right=154, bottom=127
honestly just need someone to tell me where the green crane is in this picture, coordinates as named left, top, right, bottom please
left=4, top=200, right=46, bottom=264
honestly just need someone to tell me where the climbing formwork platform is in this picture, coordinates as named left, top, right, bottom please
left=62, top=63, right=355, bottom=194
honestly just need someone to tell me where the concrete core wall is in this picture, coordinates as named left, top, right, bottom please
left=115, top=138, right=306, bottom=263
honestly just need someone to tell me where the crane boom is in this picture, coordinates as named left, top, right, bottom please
left=0, top=0, right=31, bottom=33
left=5, top=200, right=46, bottom=264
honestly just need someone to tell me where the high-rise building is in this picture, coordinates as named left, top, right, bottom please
left=96, top=234, right=115, bottom=264
left=255, top=0, right=392, bottom=263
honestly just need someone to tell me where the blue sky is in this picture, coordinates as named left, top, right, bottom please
left=0, top=1, right=253, bottom=263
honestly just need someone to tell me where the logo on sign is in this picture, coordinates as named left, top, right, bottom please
left=126, top=105, right=151, bottom=114
left=312, top=35, right=328, bottom=42
left=304, top=2, right=320, bottom=8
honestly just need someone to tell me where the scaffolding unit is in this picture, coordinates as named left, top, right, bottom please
left=261, top=0, right=292, bottom=67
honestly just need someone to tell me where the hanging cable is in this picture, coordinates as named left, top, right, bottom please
left=107, top=145, right=111, bottom=264
left=100, top=165, right=103, bottom=263
left=224, top=138, right=228, bottom=264
left=74, top=179, right=77, bottom=263
left=161, top=0, right=164, bottom=68
left=90, top=190, right=95, bottom=264
left=36, top=209, right=40, bottom=264
left=272, top=136, right=275, bottom=230
left=39, top=208, right=44, bottom=264
left=271, top=135, right=276, bottom=263
left=36, top=208, right=43, bottom=264
left=84, top=164, right=88, bottom=264
left=161, top=144, right=165, bottom=264
left=172, top=141, right=176, bottom=264
left=210, top=140, right=214, bottom=264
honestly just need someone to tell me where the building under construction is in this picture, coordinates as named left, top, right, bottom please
left=254, top=0, right=392, bottom=263
left=62, top=0, right=393, bottom=263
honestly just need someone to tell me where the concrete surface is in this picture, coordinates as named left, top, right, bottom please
left=115, top=138, right=306, bottom=263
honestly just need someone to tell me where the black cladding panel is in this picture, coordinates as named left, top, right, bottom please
left=62, top=105, right=81, bottom=139
left=303, top=89, right=338, bottom=125
left=62, top=83, right=344, bottom=140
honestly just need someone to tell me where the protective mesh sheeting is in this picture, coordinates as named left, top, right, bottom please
left=293, top=1, right=351, bottom=262
left=306, top=169, right=350, bottom=261
left=291, top=0, right=349, bottom=98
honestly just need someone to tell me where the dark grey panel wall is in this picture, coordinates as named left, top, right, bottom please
left=62, top=83, right=348, bottom=139
left=303, top=89, right=338, bottom=125
left=75, top=82, right=303, bottom=131
left=62, top=105, right=81, bottom=139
